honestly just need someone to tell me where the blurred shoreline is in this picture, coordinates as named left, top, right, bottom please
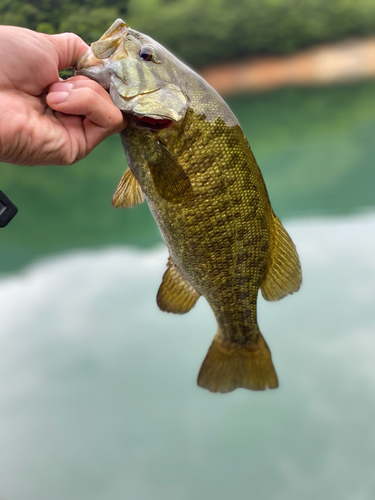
left=200, top=37, right=375, bottom=95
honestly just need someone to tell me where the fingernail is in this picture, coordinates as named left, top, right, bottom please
left=50, top=82, right=73, bottom=92
left=48, top=91, right=69, bottom=104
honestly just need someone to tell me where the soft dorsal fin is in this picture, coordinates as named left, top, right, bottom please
left=148, top=142, right=194, bottom=204
left=112, top=168, right=145, bottom=208
left=261, top=213, right=302, bottom=301
left=157, top=257, right=200, bottom=314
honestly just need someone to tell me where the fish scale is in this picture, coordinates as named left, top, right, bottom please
left=76, top=18, right=302, bottom=393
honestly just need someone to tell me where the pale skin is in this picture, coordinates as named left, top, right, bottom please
left=0, top=26, right=127, bottom=166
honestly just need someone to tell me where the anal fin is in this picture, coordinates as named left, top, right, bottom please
left=157, top=258, right=200, bottom=314
left=261, top=213, right=302, bottom=301
left=112, top=168, right=145, bottom=208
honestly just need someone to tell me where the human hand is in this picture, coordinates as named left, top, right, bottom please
left=0, top=26, right=126, bottom=166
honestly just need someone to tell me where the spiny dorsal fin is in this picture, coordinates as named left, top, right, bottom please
left=261, top=213, right=302, bottom=301
left=112, top=168, right=145, bottom=208
left=148, top=142, right=194, bottom=203
left=157, top=257, right=200, bottom=314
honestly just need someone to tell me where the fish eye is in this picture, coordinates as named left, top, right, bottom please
left=139, top=46, right=155, bottom=62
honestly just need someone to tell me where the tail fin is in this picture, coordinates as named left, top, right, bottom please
left=197, top=333, right=278, bottom=393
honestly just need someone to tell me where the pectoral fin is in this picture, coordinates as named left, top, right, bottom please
left=148, top=143, right=194, bottom=203
left=157, top=258, right=200, bottom=314
left=261, top=213, right=302, bottom=301
left=112, top=168, right=145, bottom=208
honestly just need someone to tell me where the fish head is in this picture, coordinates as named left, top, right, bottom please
left=75, top=19, right=189, bottom=123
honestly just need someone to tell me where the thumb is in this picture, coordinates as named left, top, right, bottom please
left=47, top=32, right=89, bottom=71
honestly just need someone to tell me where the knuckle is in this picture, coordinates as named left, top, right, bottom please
left=62, top=146, right=84, bottom=165
left=80, top=86, right=97, bottom=103
left=60, top=32, right=80, bottom=42
left=87, top=87, right=98, bottom=100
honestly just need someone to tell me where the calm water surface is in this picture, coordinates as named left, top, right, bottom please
left=1, top=82, right=375, bottom=499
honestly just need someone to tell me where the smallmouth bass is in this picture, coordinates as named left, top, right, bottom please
left=76, top=19, right=302, bottom=393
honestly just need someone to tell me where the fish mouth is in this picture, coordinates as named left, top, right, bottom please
left=134, top=116, right=172, bottom=130
left=74, top=49, right=111, bottom=89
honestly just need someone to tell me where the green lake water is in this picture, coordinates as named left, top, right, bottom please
left=1, top=82, right=375, bottom=499
left=2, top=82, right=375, bottom=272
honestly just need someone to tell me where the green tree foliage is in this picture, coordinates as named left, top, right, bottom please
left=1, top=0, right=375, bottom=65
left=126, top=0, right=375, bottom=66
left=0, top=0, right=129, bottom=43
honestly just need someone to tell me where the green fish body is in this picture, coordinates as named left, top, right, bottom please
left=76, top=19, right=302, bottom=393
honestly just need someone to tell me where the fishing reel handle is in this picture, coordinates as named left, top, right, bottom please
left=0, top=190, right=18, bottom=228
